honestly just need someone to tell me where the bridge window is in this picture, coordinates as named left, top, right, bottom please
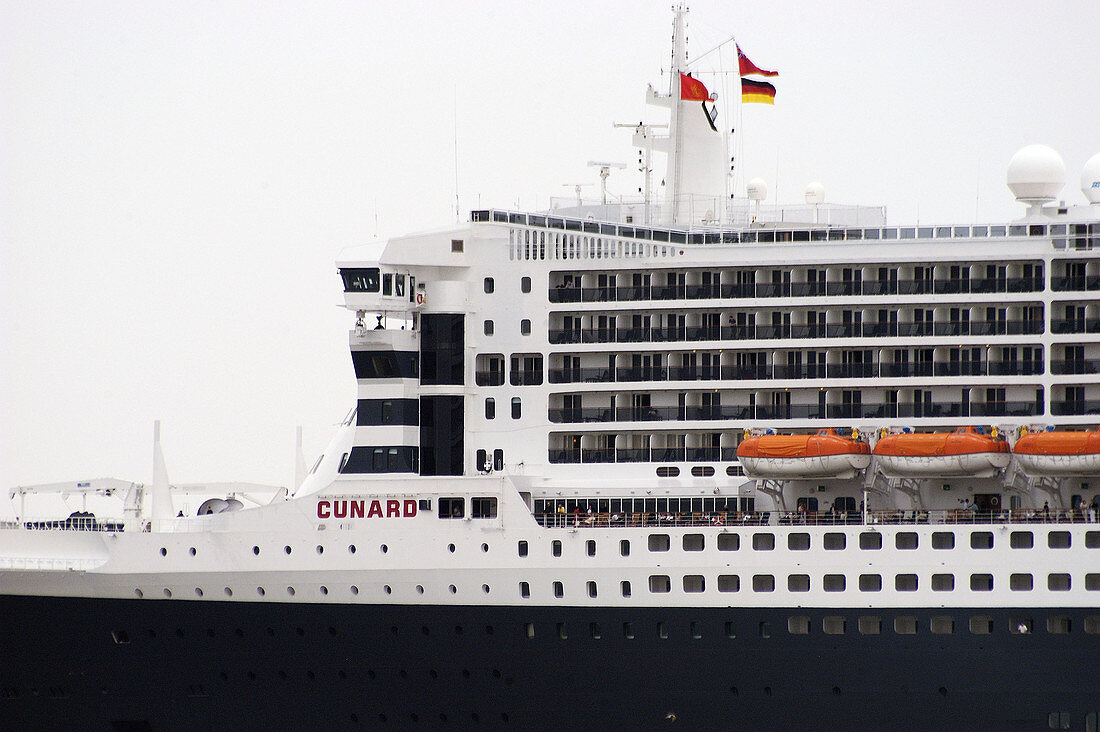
left=471, top=497, right=497, bottom=519
left=438, top=497, right=464, bottom=519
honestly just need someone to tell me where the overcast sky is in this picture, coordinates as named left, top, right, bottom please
left=2, top=0, right=1097, bottom=494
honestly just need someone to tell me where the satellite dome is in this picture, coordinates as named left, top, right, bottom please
left=1006, top=144, right=1065, bottom=203
left=804, top=181, right=825, bottom=205
left=747, top=177, right=767, bottom=201
left=1082, top=152, right=1100, bottom=204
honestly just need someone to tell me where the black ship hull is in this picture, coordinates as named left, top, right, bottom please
left=1, top=594, right=1096, bottom=730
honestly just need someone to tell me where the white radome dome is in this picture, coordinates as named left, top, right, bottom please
left=1082, top=152, right=1100, bottom=204
left=1006, top=144, right=1065, bottom=202
left=747, top=177, right=767, bottom=201
left=804, top=181, right=825, bottom=205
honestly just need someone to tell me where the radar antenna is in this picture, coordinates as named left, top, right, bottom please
left=587, top=161, right=627, bottom=205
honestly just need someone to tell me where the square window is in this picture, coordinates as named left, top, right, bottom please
left=858, top=616, right=881, bottom=635
left=932, top=574, right=955, bottom=591
left=717, top=533, right=740, bottom=551
left=788, top=574, right=810, bottom=592
left=930, top=616, right=954, bottom=634
left=1010, top=573, right=1033, bottom=591
left=451, top=239, right=464, bottom=252
left=895, top=574, right=918, bottom=592
left=859, top=532, right=882, bottom=550
left=823, top=574, right=846, bottom=592
left=718, top=575, right=739, bottom=592
left=521, top=276, right=531, bottom=293
left=823, top=532, right=846, bottom=550
left=1010, top=531, right=1033, bottom=549
left=753, top=533, right=775, bottom=551
left=970, top=531, right=993, bottom=549
left=752, top=574, right=775, bottom=592
left=649, top=575, right=671, bottom=593
left=859, top=574, right=882, bottom=592
left=788, top=533, right=810, bottom=550
left=931, top=531, right=955, bottom=549
left=1048, top=531, right=1071, bottom=549
left=683, top=575, right=705, bottom=593
left=1048, top=573, right=1071, bottom=591
left=520, top=319, right=531, bottom=335
left=683, top=534, right=704, bottom=551
left=895, top=532, right=918, bottom=550
left=484, top=277, right=495, bottom=294
left=970, top=573, right=994, bottom=591
left=648, top=534, right=670, bottom=552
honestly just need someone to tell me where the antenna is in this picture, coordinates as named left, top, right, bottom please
left=561, top=183, right=594, bottom=207
left=453, top=85, right=460, bottom=222
left=587, top=161, right=626, bottom=205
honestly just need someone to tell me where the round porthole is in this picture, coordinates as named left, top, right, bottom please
left=380, top=544, right=388, bottom=554
left=384, top=585, right=392, bottom=594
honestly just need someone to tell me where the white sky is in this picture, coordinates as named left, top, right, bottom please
left=2, top=0, right=1097, bottom=491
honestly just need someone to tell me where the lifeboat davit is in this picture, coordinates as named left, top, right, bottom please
left=737, top=429, right=871, bottom=479
left=873, top=426, right=1010, bottom=477
left=1013, top=428, right=1100, bottom=477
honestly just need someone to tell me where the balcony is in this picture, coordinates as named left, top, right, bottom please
left=1049, top=360, right=1100, bottom=375
left=474, top=371, right=505, bottom=386
left=1051, top=399, right=1100, bottom=415
left=1051, top=318, right=1100, bottom=334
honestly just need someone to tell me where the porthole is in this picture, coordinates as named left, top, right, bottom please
left=160, top=547, right=167, bottom=557
left=350, top=585, right=359, bottom=595
left=252, top=546, right=260, bottom=555
left=224, top=587, right=233, bottom=597
left=448, top=543, right=455, bottom=553
left=163, top=588, right=172, bottom=598
left=481, top=543, right=489, bottom=553
left=316, top=545, right=324, bottom=555
left=189, top=547, right=197, bottom=556
left=380, top=544, right=388, bottom=554
left=257, top=587, right=265, bottom=597
left=449, top=585, right=457, bottom=594
left=320, top=586, right=329, bottom=595
left=134, top=589, right=144, bottom=599
left=384, top=585, right=392, bottom=594
left=287, top=586, right=296, bottom=596
left=416, top=585, right=424, bottom=595
left=194, top=588, right=204, bottom=597
left=482, top=584, right=490, bottom=594
left=284, top=545, right=292, bottom=555
left=348, top=545, right=356, bottom=554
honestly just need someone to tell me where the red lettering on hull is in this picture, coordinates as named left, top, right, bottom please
left=316, top=498, right=420, bottom=520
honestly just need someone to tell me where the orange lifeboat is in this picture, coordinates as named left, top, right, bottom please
left=737, top=429, right=871, bottom=479
left=1013, top=428, right=1100, bottom=477
left=873, top=426, right=1010, bottom=477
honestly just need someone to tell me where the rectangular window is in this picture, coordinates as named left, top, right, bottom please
left=1048, top=531, right=1071, bottom=549
left=895, top=574, right=918, bottom=592
left=683, top=534, right=704, bottom=551
left=552, top=540, right=562, bottom=557
left=521, top=276, right=531, bottom=293
left=451, top=239, right=463, bottom=252
left=932, top=574, right=955, bottom=591
left=969, top=616, right=993, bottom=635
left=557, top=622, right=567, bottom=639
left=788, top=533, right=810, bottom=550
left=895, top=532, right=918, bottom=550
left=623, top=622, right=634, bottom=639
left=683, top=575, right=705, bottom=593
left=718, top=575, right=739, bottom=592
left=648, top=534, right=670, bottom=552
left=1048, top=574, right=1071, bottom=591
left=823, top=574, right=846, bottom=592
left=484, top=277, right=494, bottom=293
left=1046, top=616, right=1071, bottom=634
left=788, top=574, right=810, bottom=592
left=1010, top=531, right=1034, bottom=549
left=859, top=532, right=882, bottom=550
left=931, top=616, right=955, bottom=634
left=649, top=575, right=671, bottom=593
left=620, top=539, right=630, bottom=557
left=587, top=581, right=598, bottom=598
left=517, top=541, right=528, bottom=557
left=484, top=398, right=495, bottom=420
left=621, top=580, right=631, bottom=598
left=553, top=581, right=563, bottom=598
left=823, top=532, right=846, bottom=550
left=1010, top=617, right=1033, bottom=634
left=971, top=573, right=994, bottom=591
left=340, top=267, right=380, bottom=292
left=822, top=617, right=846, bottom=635
left=382, top=273, right=392, bottom=295
left=519, top=581, right=530, bottom=598
left=586, top=540, right=596, bottom=557
left=484, top=320, right=494, bottom=336
left=438, top=497, right=464, bottom=518
left=932, top=531, right=955, bottom=549
left=717, top=533, right=740, bottom=551
left=753, top=574, right=775, bottom=592
left=511, top=397, right=522, bottom=419
left=859, top=574, right=882, bottom=592
left=971, top=531, right=993, bottom=549
left=471, top=497, right=497, bottom=519
left=858, top=616, right=881, bottom=635
left=894, top=616, right=917, bottom=635
left=520, top=319, right=531, bottom=335
left=753, top=533, right=775, bottom=551
left=788, top=616, right=810, bottom=634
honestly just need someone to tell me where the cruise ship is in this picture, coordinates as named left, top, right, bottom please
left=3, top=8, right=1099, bottom=731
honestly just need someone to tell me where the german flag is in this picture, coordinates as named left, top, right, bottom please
left=741, top=77, right=776, bottom=105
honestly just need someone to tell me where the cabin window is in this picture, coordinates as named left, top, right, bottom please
left=521, top=276, right=531, bottom=293
left=1087, top=531, right=1100, bottom=548
left=552, top=540, right=562, bottom=557
left=895, top=574, right=918, bottom=592
left=649, top=575, right=671, bottom=593
left=484, top=398, right=495, bottom=420
left=519, top=582, right=530, bottom=599
left=1010, top=531, right=1033, bottom=549
left=718, top=575, right=739, bottom=592
left=621, top=581, right=631, bottom=598
left=511, top=397, right=522, bottom=419
left=895, top=532, right=918, bottom=550
left=717, top=533, right=739, bottom=551
left=928, top=616, right=953, bottom=634
left=1048, top=574, right=1071, bottom=591
left=1086, top=574, right=1100, bottom=591
left=970, top=531, right=993, bottom=549
left=484, top=277, right=494, bottom=293
left=656, top=466, right=679, bottom=477
left=586, top=540, right=596, bottom=557
left=483, top=320, right=494, bottom=336
left=1047, top=616, right=1071, bottom=634
left=520, top=319, right=531, bottom=335
left=823, top=574, right=846, bottom=592
left=753, top=533, right=775, bottom=551
left=859, top=574, right=882, bottom=592
left=587, top=581, right=598, bottom=599
left=553, top=582, right=563, bottom=598
left=970, top=573, right=994, bottom=591
left=648, top=534, right=670, bottom=552
left=823, top=533, right=846, bottom=550
left=340, top=267, right=380, bottom=292
left=517, top=541, right=528, bottom=557
left=788, top=616, right=810, bottom=634
left=858, top=616, right=881, bottom=635
left=932, top=574, right=955, bottom=591
left=620, top=539, right=630, bottom=557
left=788, top=575, right=810, bottom=592
left=788, top=533, right=810, bottom=551
left=894, top=616, right=917, bottom=635
left=451, top=239, right=463, bottom=252
left=382, top=273, right=392, bottom=295
left=931, top=531, right=955, bottom=549
left=471, top=497, right=497, bottom=519
left=438, top=497, right=464, bottom=518
left=822, top=617, right=846, bottom=635
left=1048, top=531, right=1071, bottom=549
left=859, top=532, right=882, bottom=550
left=683, top=534, right=704, bottom=551
left=683, top=575, right=705, bottom=593
left=752, top=575, right=775, bottom=592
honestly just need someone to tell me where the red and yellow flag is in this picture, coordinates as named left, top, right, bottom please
left=737, top=45, right=778, bottom=77
left=679, top=72, right=711, bottom=102
left=741, top=78, right=776, bottom=105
